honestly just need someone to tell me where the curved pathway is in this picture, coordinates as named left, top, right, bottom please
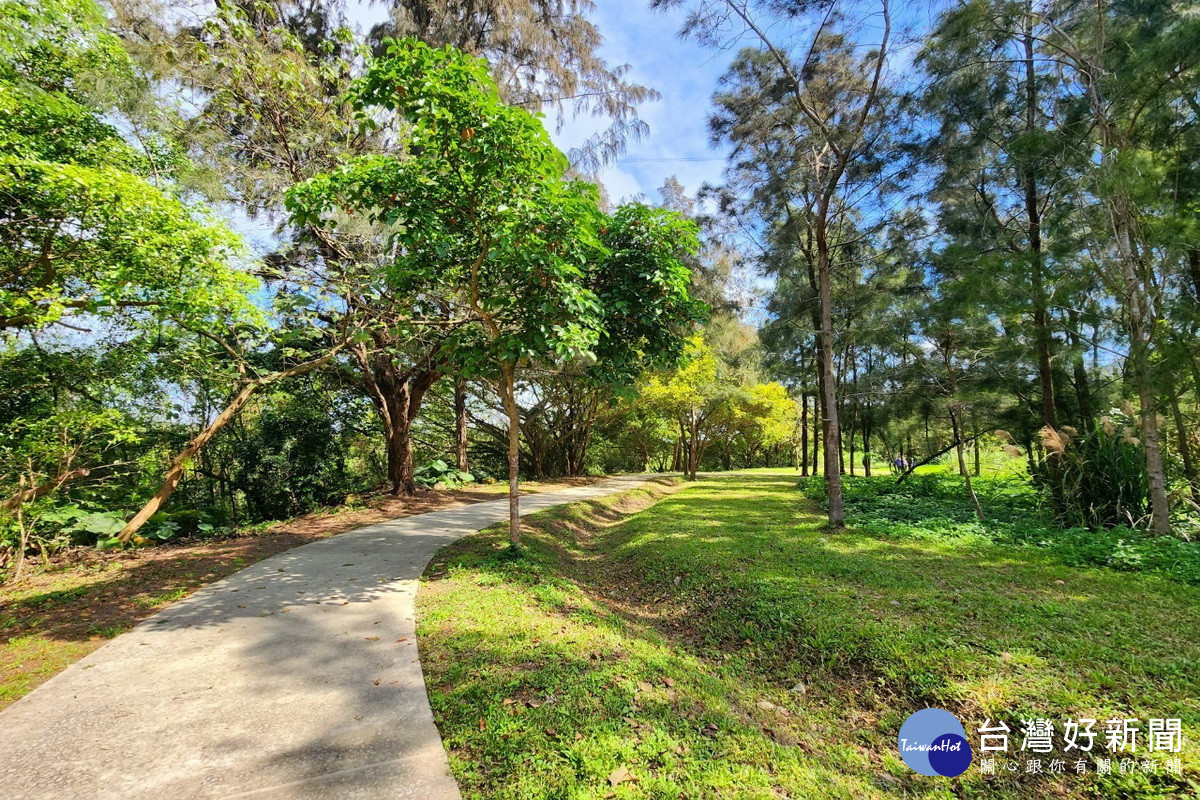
left=0, top=475, right=655, bottom=800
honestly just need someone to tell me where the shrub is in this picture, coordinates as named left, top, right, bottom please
left=414, top=459, right=474, bottom=489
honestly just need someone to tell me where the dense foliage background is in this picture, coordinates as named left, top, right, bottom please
left=2, top=0, right=1199, bottom=584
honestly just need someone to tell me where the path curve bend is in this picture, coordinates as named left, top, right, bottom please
left=0, top=474, right=657, bottom=800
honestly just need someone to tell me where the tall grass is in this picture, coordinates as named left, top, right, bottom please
left=1034, top=420, right=1150, bottom=530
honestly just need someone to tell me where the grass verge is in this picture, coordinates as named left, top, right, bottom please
left=417, top=473, right=1200, bottom=799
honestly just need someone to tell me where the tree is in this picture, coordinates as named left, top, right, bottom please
left=641, top=340, right=723, bottom=480
left=918, top=0, right=1094, bottom=516
left=115, top=0, right=666, bottom=496
left=665, top=0, right=896, bottom=527
left=115, top=327, right=351, bottom=543
left=373, top=0, right=658, bottom=172
left=0, top=0, right=271, bottom=543
left=288, top=39, right=700, bottom=543
left=126, top=2, right=444, bottom=497
left=0, top=0, right=254, bottom=335
left=1032, top=0, right=1200, bottom=534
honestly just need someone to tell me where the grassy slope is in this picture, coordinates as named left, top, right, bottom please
left=417, top=473, right=1200, bottom=799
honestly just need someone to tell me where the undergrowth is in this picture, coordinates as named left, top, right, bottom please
left=801, top=473, right=1200, bottom=586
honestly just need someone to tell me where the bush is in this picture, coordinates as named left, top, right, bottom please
left=414, top=459, right=474, bottom=489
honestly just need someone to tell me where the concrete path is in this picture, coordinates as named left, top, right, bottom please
left=0, top=474, right=656, bottom=800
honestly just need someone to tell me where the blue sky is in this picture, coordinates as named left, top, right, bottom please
left=548, top=0, right=732, bottom=204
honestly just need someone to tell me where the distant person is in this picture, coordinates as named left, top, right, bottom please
left=892, top=456, right=905, bottom=473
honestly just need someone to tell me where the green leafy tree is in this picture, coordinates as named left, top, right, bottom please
left=289, top=39, right=699, bottom=542
left=0, top=0, right=281, bottom=553
left=667, top=0, right=898, bottom=526
left=1033, top=0, right=1200, bottom=534
left=641, top=339, right=724, bottom=480
left=0, top=0, right=255, bottom=334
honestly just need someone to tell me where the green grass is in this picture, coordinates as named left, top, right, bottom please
left=811, top=472, right=1200, bottom=586
left=417, top=474, right=1200, bottom=799
left=0, top=636, right=96, bottom=706
left=131, top=588, right=189, bottom=609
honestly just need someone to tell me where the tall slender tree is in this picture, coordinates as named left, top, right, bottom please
left=667, top=0, right=897, bottom=525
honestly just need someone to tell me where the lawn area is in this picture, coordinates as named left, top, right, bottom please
left=417, top=473, right=1200, bottom=799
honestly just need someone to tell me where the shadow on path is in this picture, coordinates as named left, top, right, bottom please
left=0, top=475, right=656, bottom=800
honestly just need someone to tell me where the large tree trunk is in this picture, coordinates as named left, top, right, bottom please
left=1021, top=16, right=1067, bottom=517
left=1115, top=207, right=1171, bottom=535
left=454, top=378, right=469, bottom=472
left=1022, top=21, right=1057, bottom=435
left=498, top=362, right=522, bottom=545
left=386, top=413, right=417, bottom=496
left=356, top=342, right=441, bottom=497
left=381, top=369, right=439, bottom=496
left=817, top=221, right=844, bottom=525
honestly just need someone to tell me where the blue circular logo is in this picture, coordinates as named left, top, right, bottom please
left=898, top=708, right=973, bottom=777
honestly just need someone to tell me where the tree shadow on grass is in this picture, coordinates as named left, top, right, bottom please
left=421, top=473, right=1200, bottom=798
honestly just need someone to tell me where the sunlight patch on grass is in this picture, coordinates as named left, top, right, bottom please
left=419, top=474, right=1200, bottom=799
left=0, top=636, right=99, bottom=707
